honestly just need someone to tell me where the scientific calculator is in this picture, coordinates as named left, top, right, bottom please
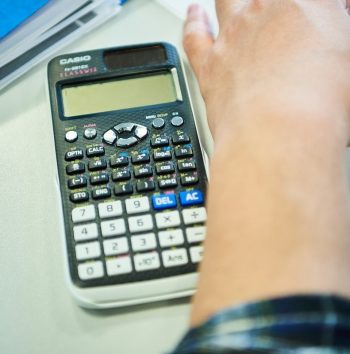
left=47, top=43, right=208, bottom=308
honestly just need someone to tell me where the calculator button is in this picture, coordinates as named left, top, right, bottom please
left=86, top=145, right=105, bottom=157
left=68, top=176, right=87, bottom=189
left=134, top=252, right=160, bottom=272
left=152, top=118, right=165, bottom=129
left=180, top=173, right=199, bottom=186
left=90, top=172, right=109, bottom=185
left=158, top=229, right=184, bottom=248
left=66, top=162, right=85, bottom=175
left=65, top=130, right=78, bottom=143
left=72, top=205, right=96, bottom=223
left=134, top=125, right=148, bottom=139
left=65, top=149, right=84, bottom=161
left=75, top=241, right=101, bottom=260
left=162, top=248, right=188, bottom=268
left=128, top=214, right=153, bottom=233
left=125, top=197, right=150, bottom=214
left=88, top=158, right=107, bottom=171
left=156, top=162, right=175, bottom=175
left=131, top=152, right=150, bottom=164
left=186, top=226, right=206, bottom=243
left=172, top=133, right=190, bottom=145
left=175, top=146, right=193, bottom=158
left=114, top=122, right=135, bottom=133
left=110, top=155, right=129, bottom=167
left=92, top=187, right=111, bottom=200
left=114, top=182, right=133, bottom=196
left=182, top=207, right=207, bottom=225
left=171, top=116, right=184, bottom=127
left=101, top=218, right=126, bottom=237
left=179, top=190, right=204, bottom=207
left=155, top=210, right=181, bottom=229
left=131, top=233, right=157, bottom=252
left=84, top=127, right=97, bottom=140
left=190, top=246, right=204, bottom=263
left=152, top=194, right=177, bottom=210
left=178, top=159, right=196, bottom=172
left=112, top=167, right=131, bottom=181
left=70, top=191, right=89, bottom=203
left=153, top=148, right=172, bottom=161
left=73, top=223, right=98, bottom=241
left=98, top=201, right=122, bottom=219
left=103, top=129, right=117, bottom=145
left=151, top=136, right=169, bottom=147
left=106, top=257, right=133, bottom=276
left=158, top=177, right=177, bottom=189
left=134, top=165, right=153, bottom=178
left=136, top=179, right=155, bottom=193
left=117, top=137, right=138, bottom=148
left=78, top=261, right=104, bottom=280
left=103, top=237, right=129, bottom=256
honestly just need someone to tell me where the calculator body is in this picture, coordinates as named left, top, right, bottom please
left=48, top=42, right=208, bottom=308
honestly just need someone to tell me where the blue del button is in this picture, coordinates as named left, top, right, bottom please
left=152, top=194, right=177, bottom=210
left=179, top=190, right=204, bottom=206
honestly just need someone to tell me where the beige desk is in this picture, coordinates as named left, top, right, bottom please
left=0, top=1, right=211, bottom=353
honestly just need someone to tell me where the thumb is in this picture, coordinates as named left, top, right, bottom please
left=183, top=4, right=214, bottom=80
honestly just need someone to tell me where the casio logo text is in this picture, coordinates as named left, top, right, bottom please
left=59, top=55, right=91, bottom=65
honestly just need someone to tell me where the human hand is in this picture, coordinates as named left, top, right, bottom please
left=183, top=1, right=350, bottom=146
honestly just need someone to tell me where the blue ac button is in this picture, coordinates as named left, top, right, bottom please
left=152, top=194, right=177, bottom=210
left=179, top=190, right=204, bottom=206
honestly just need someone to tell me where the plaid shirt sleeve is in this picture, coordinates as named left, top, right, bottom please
left=171, top=295, right=350, bottom=353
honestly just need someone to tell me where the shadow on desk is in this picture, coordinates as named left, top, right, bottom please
left=82, top=296, right=191, bottom=318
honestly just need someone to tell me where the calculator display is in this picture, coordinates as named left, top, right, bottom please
left=62, top=71, right=178, bottom=117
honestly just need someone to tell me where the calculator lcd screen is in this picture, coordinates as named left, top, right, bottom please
left=61, top=71, right=178, bottom=117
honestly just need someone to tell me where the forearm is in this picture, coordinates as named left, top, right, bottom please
left=191, top=105, right=350, bottom=326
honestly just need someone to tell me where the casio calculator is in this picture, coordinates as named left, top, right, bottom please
left=48, top=42, right=208, bottom=308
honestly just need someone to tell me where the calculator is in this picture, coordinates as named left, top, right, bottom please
left=48, top=43, right=208, bottom=308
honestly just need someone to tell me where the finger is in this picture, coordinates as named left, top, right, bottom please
left=183, top=4, right=214, bottom=79
left=215, top=0, right=248, bottom=25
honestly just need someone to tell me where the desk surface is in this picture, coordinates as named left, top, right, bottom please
left=0, top=2, right=210, bottom=353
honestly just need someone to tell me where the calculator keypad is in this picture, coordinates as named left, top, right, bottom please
left=63, top=122, right=207, bottom=285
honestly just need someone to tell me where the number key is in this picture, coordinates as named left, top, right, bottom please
left=131, top=233, right=157, bottom=251
left=73, top=223, right=98, bottom=241
left=75, top=241, right=101, bottom=260
left=103, top=237, right=129, bottom=256
left=128, top=214, right=153, bottom=233
left=98, top=201, right=122, bottom=219
left=101, top=218, right=126, bottom=237
left=78, top=261, right=104, bottom=280
left=72, top=205, right=96, bottom=223
left=125, top=197, right=150, bottom=214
